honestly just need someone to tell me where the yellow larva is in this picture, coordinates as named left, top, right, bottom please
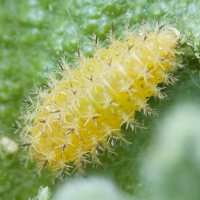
left=19, top=24, right=181, bottom=176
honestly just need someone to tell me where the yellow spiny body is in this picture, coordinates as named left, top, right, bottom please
left=20, top=25, right=181, bottom=175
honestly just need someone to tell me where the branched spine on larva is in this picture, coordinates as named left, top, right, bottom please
left=17, top=23, right=181, bottom=176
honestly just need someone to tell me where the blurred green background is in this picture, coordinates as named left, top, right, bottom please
left=1, top=0, right=200, bottom=199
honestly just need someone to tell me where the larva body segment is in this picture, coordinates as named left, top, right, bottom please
left=20, top=25, right=180, bottom=175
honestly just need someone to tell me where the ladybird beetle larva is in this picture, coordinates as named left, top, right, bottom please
left=17, top=23, right=182, bottom=176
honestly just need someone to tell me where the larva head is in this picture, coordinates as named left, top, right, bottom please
left=19, top=24, right=181, bottom=176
